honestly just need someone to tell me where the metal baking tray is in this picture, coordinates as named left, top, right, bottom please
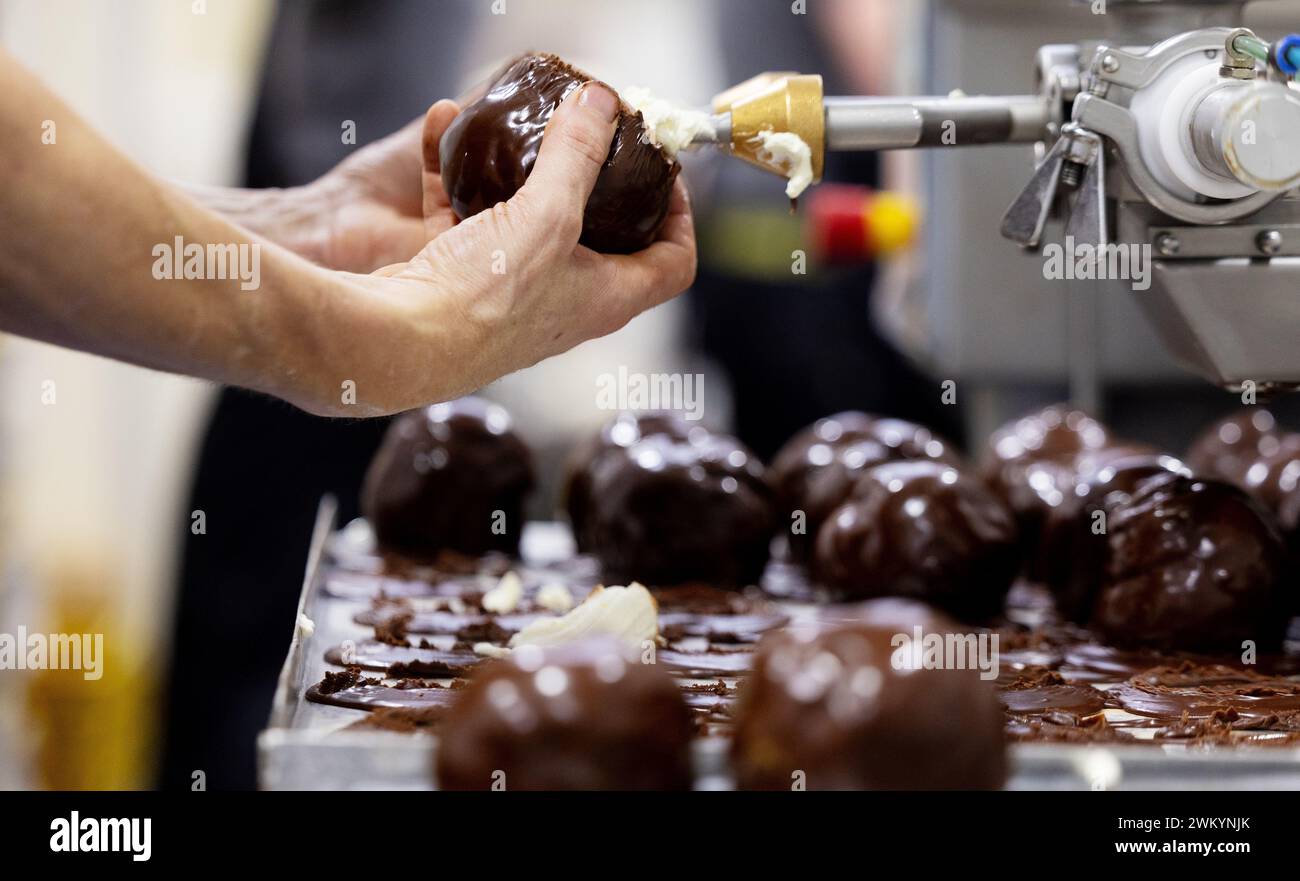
left=258, top=498, right=1300, bottom=791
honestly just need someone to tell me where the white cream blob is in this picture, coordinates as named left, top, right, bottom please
left=473, top=583, right=658, bottom=658
left=622, top=86, right=716, bottom=158
left=481, top=570, right=524, bottom=614
left=622, top=87, right=814, bottom=199
left=751, top=129, right=814, bottom=199
left=508, top=583, right=658, bottom=652
left=535, top=582, right=575, bottom=614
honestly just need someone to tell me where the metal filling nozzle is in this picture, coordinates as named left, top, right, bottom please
left=697, top=71, right=1052, bottom=190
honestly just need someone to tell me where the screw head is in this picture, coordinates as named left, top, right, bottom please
left=1101, top=54, right=1120, bottom=74
left=1257, top=229, right=1284, bottom=255
left=1155, top=233, right=1181, bottom=257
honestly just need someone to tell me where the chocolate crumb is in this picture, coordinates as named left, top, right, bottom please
left=346, top=706, right=447, bottom=733
left=317, top=667, right=379, bottom=695
left=374, top=611, right=413, bottom=647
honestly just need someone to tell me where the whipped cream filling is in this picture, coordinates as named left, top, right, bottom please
left=622, top=86, right=716, bottom=158
left=751, top=129, right=814, bottom=199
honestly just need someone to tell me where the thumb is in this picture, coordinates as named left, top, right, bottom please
left=422, top=99, right=461, bottom=235
left=520, top=82, right=619, bottom=220
left=422, top=98, right=461, bottom=176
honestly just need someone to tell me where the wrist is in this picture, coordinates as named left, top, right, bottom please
left=232, top=246, right=347, bottom=416
left=319, top=270, right=482, bottom=416
left=256, top=269, right=430, bottom=417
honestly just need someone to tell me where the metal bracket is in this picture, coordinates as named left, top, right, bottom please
left=1150, top=223, right=1300, bottom=258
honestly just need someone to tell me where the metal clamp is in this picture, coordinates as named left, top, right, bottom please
left=1001, top=123, right=1107, bottom=248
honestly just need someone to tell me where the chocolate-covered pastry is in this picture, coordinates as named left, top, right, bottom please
left=1017, top=441, right=1158, bottom=584
left=1071, top=442, right=1162, bottom=483
left=979, top=404, right=1122, bottom=552
left=1241, top=431, right=1300, bottom=515
left=769, top=411, right=877, bottom=509
left=361, top=397, right=533, bottom=560
left=438, top=53, right=678, bottom=254
left=812, top=461, right=1019, bottom=621
left=1240, top=436, right=1300, bottom=613
left=1043, top=454, right=1191, bottom=622
left=1186, top=408, right=1280, bottom=488
left=583, top=431, right=775, bottom=587
left=562, top=411, right=698, bottom=551
left=1281, top=484, right=1300, bottom=539
left=770, top=412, right=960, bottom=562
left=864, top=417, right=958, bottom=462
left=436, top=639, right=694, bottom=791
left=731, top=602, right=1006, bottom=790
left=1277, top=486, right=1300, bottom=590
left=1080, top=472, right=1290, bottom=652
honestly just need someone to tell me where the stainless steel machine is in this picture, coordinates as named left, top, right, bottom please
left=695, top=0, right=1300, bottom=436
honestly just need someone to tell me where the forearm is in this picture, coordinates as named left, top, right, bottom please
left=0, top=53, right=342, bottom=409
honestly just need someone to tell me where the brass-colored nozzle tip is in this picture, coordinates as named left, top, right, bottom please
left=713, top=72, right=825, bottom=183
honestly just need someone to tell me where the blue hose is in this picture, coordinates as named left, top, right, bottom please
left=1275, top=34, right=1300, bottom=77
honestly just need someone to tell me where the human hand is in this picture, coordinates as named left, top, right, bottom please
left=243, top=74, right=501, bottom=273
left=297, top=83, right=696, bottom=416
left=289, top=119, right=431, bottom=272
left=0, top=49, right=693, bottom=420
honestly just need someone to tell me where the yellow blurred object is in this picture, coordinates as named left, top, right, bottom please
left=23, top=565, right=155, bottom=790
left=866, top=191, right=921, bottom=255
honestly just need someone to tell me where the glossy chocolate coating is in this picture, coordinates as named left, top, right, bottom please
left=436, top=639, right=694, bottom=791
left=562, top=411, right=699, bottom=551
left=769, top=411, right=878, bottom=508
left=731, top=603, right=1007, bottom=790
left=1017, top=442, right=1158, bottom=585
left=361, top=398, right=534, bottom=560
left=1277, top=486, right=1300, bottom=598
left=1239, top=435, right=1300, bottom=613
left=1084, top=472, right=1290, bottom=652
left=865, top=417, right=958, bottom=462
left=770, top=412, right=960, bottom=562
left=1186, top=408, right=1280, bottom=488
left=1280, top=484, right=1300, bottom=538
left=438, top=53, right=678, bottom=254
left=583, top=431, right=775, bottom=587
left=811, top=460, right=1019, bottom=621
left=1043, top=454, right=1191, bottom=622
left=1241, top=431, right=1300, bottom=515
left=1109, top=663, right=1300, bottom=721
left=979, top=404, right=1119, bottom=551
left=1029, top=449, right=1175, bottom=587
